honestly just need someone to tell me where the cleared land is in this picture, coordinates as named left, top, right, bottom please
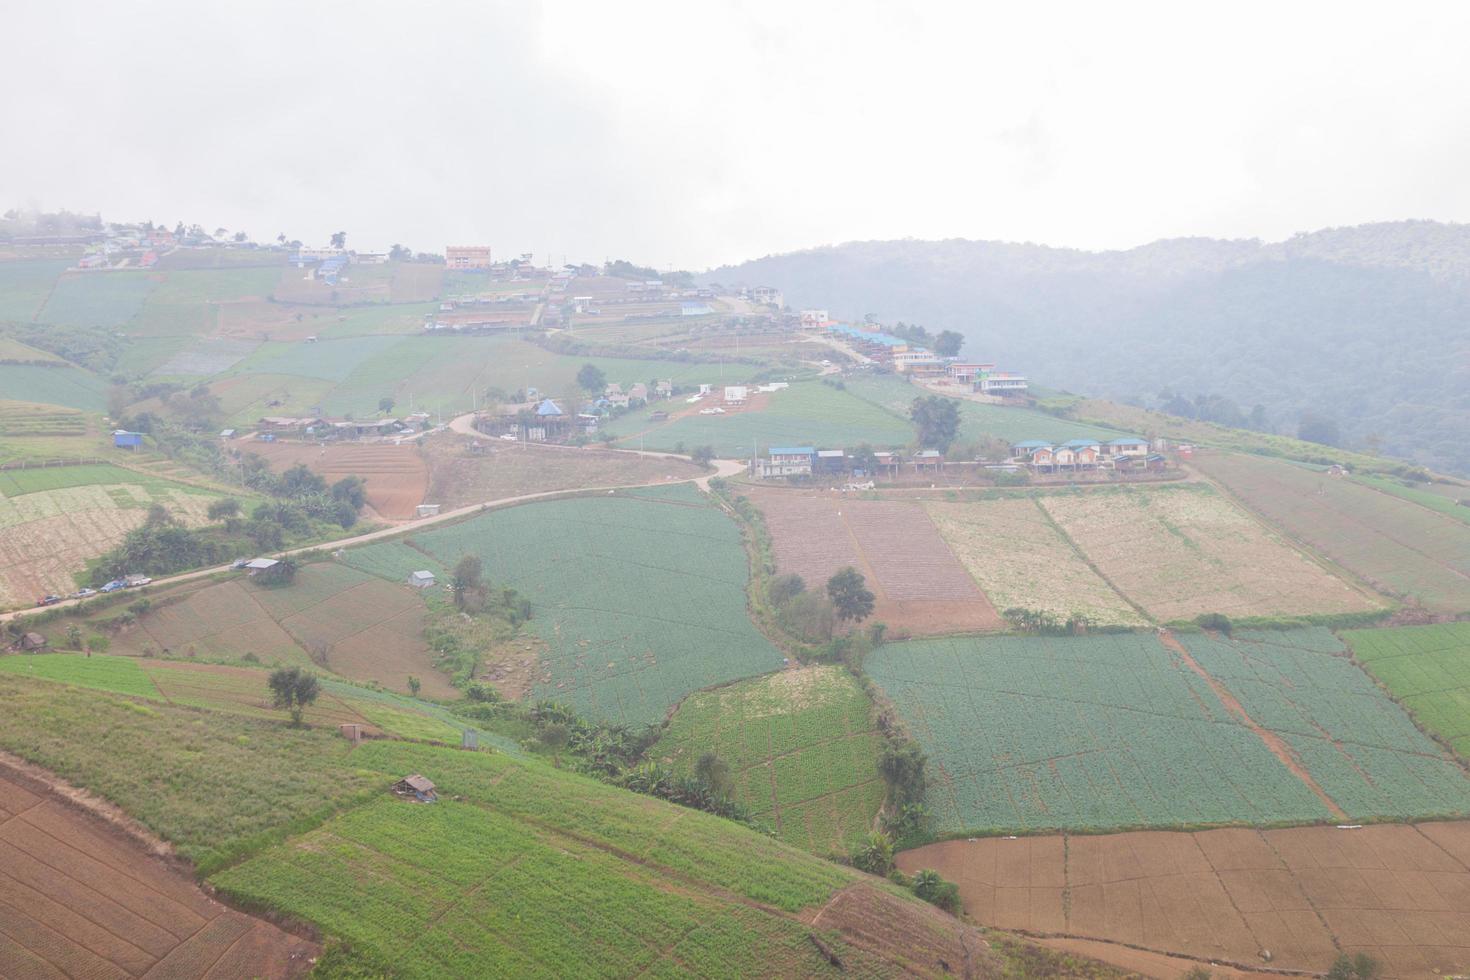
left=358, top=485, right=785, bottom=724
left=1038, top=485, right=1379, bottom=622
left=214, top=739, right=991, bottom=979
left=0, top=464, right=221, bottom=608
left=656, top=666, right=884, bottom=855
left=866, top=628, right=1470, bottom=834
left=1196, top=450, right=1470, bottom=613
left=842, top=374, right=1120, bottom=444
left=747, top=488, right=1003, bottom=635
left=0, top=758, right=317, bottom=979
left=423, top=436, right=702, bottom=509
left=1344, top=622, right=1470, bottom=756
left=606, top=381, right=916, bottom=457
left=247, top=439, right=429, bottom=519
left=925, top=497, right=1144, bottom=627
left=899, top=821, right=1470, bottom=979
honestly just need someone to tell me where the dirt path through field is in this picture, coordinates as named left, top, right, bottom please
left=1159, top=631, right=1347, bottom=820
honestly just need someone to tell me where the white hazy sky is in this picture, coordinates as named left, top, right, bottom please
left=5, top=0, right=1470, bottom=269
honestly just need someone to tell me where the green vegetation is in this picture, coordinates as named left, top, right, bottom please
left=655, top=666, right=885, bottom=854
left=0, top=259, right=72, bottom=320
left=37, top=271, right=158, bottom=327
left=0, top=363, right=108, bottom=411
left=1352, top=472, right=1470, bottom=526
left=389, top=486, right=785, bottom=723
left=0, top=652, right=160, bottom=698
left=864, top=629, right=1470, bottom=834
left=0, top=462, right=214, bottom=498
left=1341, top=621, right=1470, bottom=757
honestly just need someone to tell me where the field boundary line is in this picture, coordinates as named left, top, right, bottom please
left=1157, top=631, right=1347, bottom=820
left=1029, top=496, right=1153, bottom=623
left=1254, top=829, right=1342, bottom=958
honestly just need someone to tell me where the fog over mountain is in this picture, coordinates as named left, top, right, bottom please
left=710, top=221, right=1470, bottom=475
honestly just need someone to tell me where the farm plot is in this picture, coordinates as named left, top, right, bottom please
left=899, top=821, right=1470, bottom=979
left=606, top=381, right=917, bottom=458
left=926, top=497, right=1143, bottom=627
left=0, top=399, right=86, bottom=437
left=151, top=335, right=259, bottom=376
left=1344, top=621, right=1470, bottom=757
left=248, top=439, right=429, bottom=518
left=656, top=666, right=885, bottom=855
left=1180, top=629, right=1470, bottom=819
left=867, top=632, right=1336, bottom=833
left=402, top=485, right=785, bottom=724
left=842, top=374, right=1120, bottom=444
left=242, top=334, right=404, bottom=383
left=424, top=437, right=701, bottom=509
left=1195, top=450, right=1470, bottom=613
left=36, top=271, right=158, bottom=328
left=0, top=467, right=220, bottom=608
left=0, top=258, right=71, bottom=320
left=0, top=363, right=107, bottom=412
left=1039, top=485, right=1379, bottom=621
left=747, top=489, right=1003, bottom=635
left=0, top=758, right=318, bottom=979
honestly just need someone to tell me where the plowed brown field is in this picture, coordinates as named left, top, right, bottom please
left=746, top=489, right=1003, bottom=635
left=899, top=822, right=1470, bottom=978
left=0, top=760, right=316, bottom=978
left=247, top=440, right=428, bottom=519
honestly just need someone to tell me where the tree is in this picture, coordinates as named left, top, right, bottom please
left=268, top=666, right=320, bottom=726
left=849, top=443, right=879, bottom=476
left=280, top=463, right=326, bottom=496
left=389, top=243, right=410, bottom=261
left=827, top=567, right=875, bottom=623
left=1327, top=953, right=1381, bottom=980
left=330, top=231, right=346, bottom=249
left=933, top=330, right=964, bottom=357
left=453, top=555, right=484, bottom=610
left=850, top=832, right=894, bottom=876
left=576, top=363, right=607, bottom=393
left=330, top=476, right=367, bottom=510
left=912, top=869, right=960, bottom=913
left=378, top=396, right=395, bottom=415
left=539, top=722, right=570, bottom=766
left=694, top=752, right=733, bottom=798
left=910, top=396, right=961, bottom=451
left=878, top=739, right=928, bottom=807
left=207, top=497, right=241, bottom=521
left=767, top=573, right=806, bottom=606
left=145, top=503, right=174, bottom=527
left=690, top=445, right=715, bottom=466
left=407, top=676, right=421, bottom=697
left=65, top=624, right=82, bottom=650
left=87, top=634, right=108, bottom=656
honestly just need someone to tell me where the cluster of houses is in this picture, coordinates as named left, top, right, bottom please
left=252, top=413, right=435, bottom=440
left=1008, top=437, right=1168, bottom=471
left=755, top=446, right=948, bottom=480
left=811, top=321, right=1028, bottom=393
left=753, top=435, right=1169, bottom=480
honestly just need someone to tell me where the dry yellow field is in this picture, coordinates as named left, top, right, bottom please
left=925, top=498, right=1144, bottom=626
left=1038, top=486, right=1379, bottom=622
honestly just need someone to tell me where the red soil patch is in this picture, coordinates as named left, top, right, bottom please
left=0, top=758, right=317, bottom=978
left=746, top=488, right=1003, bottom=635
left=248, top=440, right=429, bottom=519
left=899, top=822, right=1470, bottom=978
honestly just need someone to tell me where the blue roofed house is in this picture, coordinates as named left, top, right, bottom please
left=759, top=446, right=814, bottom=479
left=535, top=398, right=564, bottom=418
left=1104, top=436, right=1150, bottom=465
left=112, top=430, right=143, bottom=450
left=1009, top=439, right=1052, bottom=461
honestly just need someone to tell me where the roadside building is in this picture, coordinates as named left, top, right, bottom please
left=724, top=386, right=748, bottom=406
left=912, top=449, right=945, bottom=472
left=814, top=449, right=848, bottom=475
left=445, top=246, right=493, bottom=270
left=760, top=446, right=814, bottom=479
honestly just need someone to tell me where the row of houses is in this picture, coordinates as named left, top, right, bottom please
left=254, top=413, right=433, bottom=439
left=757, top=447, right=946, bottom=479
left=1009, top=437, right=1167, bottom=471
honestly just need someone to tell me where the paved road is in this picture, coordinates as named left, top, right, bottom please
left=1, top=435, right=741, bottom=624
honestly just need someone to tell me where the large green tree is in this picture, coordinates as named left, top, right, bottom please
left=910, top=396, right=960, bottom=451
left=827, top=566, right=875, bottom=623
left=268, top=667, right=320, bottom=726
left=576, top=363, right=607, bottom=393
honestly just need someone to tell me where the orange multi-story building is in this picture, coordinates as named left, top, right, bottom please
left=445, top=245, right=493, bottom=270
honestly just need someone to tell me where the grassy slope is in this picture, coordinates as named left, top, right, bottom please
left=1343, top=621, right=1470, bottom=757
left=844, top=374, right=1122, bottom=444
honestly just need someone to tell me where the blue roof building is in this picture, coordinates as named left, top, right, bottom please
left=112, top=430, right=143, bottom=449
left=1011, top=439, right=1052, bottom=449
left=535, top=399, right=564, bottom=417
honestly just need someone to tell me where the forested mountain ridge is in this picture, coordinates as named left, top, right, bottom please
left=708, top=221, right=1470, bottom=475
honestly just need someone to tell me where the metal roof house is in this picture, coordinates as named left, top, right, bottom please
left=759, top=446, right=814, bottom=479
left=244, top=558, right=279, bottom=572
left=112, top=430, right=143, bottom=449
left=535, top=399, right=564, bottom=418
left=409, top=570, right=436, bottom=588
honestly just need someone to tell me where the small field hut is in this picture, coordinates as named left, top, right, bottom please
left=409, top=570, right=436, bottom=589
left=394, top=774, right=437, bottom=802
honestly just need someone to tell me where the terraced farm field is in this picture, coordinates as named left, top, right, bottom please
left=606, top=381, right=916, bottom=458
left=1038, top=485, right=1379, bottom=621
left=656, top=666, right=884, bottom=855
left=899, top=821, right=1470, bottom=979
left=0, top=399, right=87, bottom=436
left=247, top=438, right=429, bottom=518
left=867, top=628, right=1470, bottom=833
left=925, top=497, right=1144, bottom=627
left=1341, top=622, right=1470, bottom=758
left=0, top=758, right=318, bottom=979
left=1196, top=450, right=1470, bottom=612
left=399, top=484, right=784, bottom=724
left=745, top=488, right=1003, bottom=635
left=0, top=464, right=222, bottom=608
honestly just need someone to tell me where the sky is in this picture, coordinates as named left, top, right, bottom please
left=5, top=0, right=1470, bottom=269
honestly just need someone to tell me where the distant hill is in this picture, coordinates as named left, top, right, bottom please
left=708, top=221, right=1470, bottom=475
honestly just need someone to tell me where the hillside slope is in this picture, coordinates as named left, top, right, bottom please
left=708, top=221, right=1470, bottom=475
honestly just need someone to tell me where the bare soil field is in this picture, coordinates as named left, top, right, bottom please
left=899, top=821, right=1470, bottom=978
left=925, top=498, right=1144, bottom=627
left=747, top=488, right=1004, bottom=635
left=0, top=759, right=317, bottom=978
left=1194, top=451, right=1470, bottom=613
left=423, top=435, right=701, bottom=508
left=1039, top=485, right=1379, bottom=621
left=247, top=439, right=429, bottom=519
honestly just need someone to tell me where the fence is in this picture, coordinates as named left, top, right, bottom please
left=0, top=457, right=106, bottom=471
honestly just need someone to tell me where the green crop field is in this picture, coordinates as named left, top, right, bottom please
left=842, top=374, right=1121, bottom=444
left=37, top=271, right=158, bottom=327
left=341, top=540, right=449, bottom=585
left=1341, top=622, right=1470, bottom=758
left=656, top=666, right=884, bottom=855
left=867, top=631, right=1333, bottom=833
left=0, top=653, right=161, bottom=698
left=0, top=462, right=210, bottom=497
left=241, top=334, right=406, bottom=382
left=1195, top=451, right=1470, bottom=613
left=1353, top=473, right=1470, bottom=527
left=1177, top=629, right=1470, bottom=819
left=0, top=400, right=87, bottom=436
left=603, top=381, right=916, bottom=457
left=392, top=485, right=784, bottom=724
left=212, top=740, right=879, bottom=978
left=0, top=363, right=107, bottom=411
left=0, top=259, right=72, bottom=320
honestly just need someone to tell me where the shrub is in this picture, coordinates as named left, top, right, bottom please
left=1194, top=612, right=1233, bottom=635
